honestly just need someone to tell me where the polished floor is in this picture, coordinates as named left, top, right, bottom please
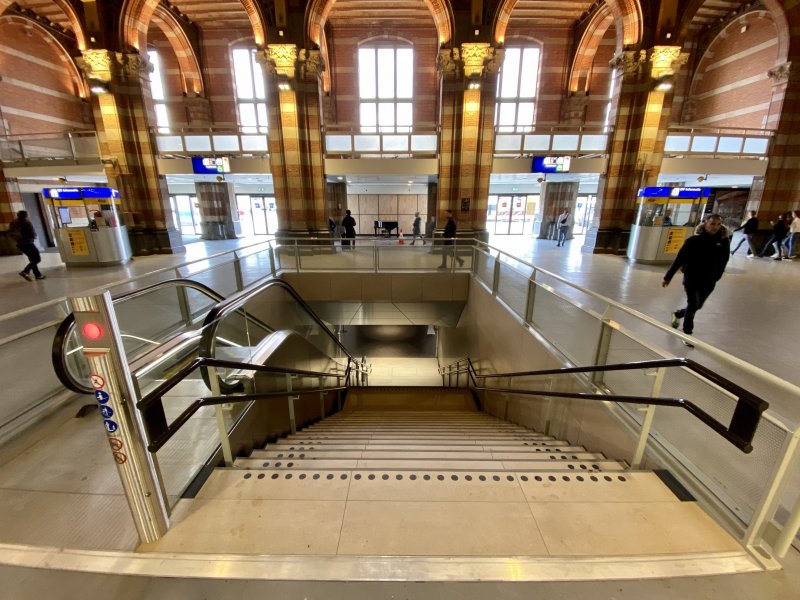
left=0, top=232, right=798, bottom=598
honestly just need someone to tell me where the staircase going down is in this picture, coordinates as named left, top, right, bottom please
left=141, top=388, right=761, bottom=580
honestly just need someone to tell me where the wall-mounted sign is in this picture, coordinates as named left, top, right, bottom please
left=532, top=156, right=571, bottom=173
left=44, top=187, right=119, bottom=199
left=192, top=156, right=231, bottom=174
left=67, top=229, right=90, bottom=256
left=638, top=187, right=711, bottom=198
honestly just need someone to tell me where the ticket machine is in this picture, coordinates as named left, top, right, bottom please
left=627, top=187, right=709, bottom=264
left=44, top=187, right=132, bottom=266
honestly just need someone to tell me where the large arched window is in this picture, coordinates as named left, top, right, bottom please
left=358, top=45, right=413, bottom=133
left=147, top=50, right=170, bottom=132
left=232, top=47, right=268, bottom=133
left=495, top=46, right=540, bottom=133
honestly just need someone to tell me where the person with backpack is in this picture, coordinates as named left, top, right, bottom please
left=9, top=210, right=45, bottom=281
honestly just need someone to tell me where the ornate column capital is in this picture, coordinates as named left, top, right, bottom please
left=648, top=46, right=687, bottom=78
left=609, top=50, right=648, bottom=76
left=298, top=48, right=324, bottom=81
left=77, top=50, right=152, bottom=83
left=436, top=48, right=460, bottom=78
left=460, top=42, right=492, bottom=78
left=266, top=44, right=298, bottom=79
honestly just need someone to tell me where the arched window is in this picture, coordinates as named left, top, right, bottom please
left=358, top=45, right=413, bottom=133
left=232, top=48, right=268, bottom=133
left=147, top=50, right=170, bottom=132
left=495, top=46, right=540, bottom=133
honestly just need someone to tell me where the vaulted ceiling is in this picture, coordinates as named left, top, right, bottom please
left=326, top=0, right=435, bottom=29
left=166, top=0, right=251, bottom=29
left=507, top=0, right=598, bottom=28
left=12, top=0, right=72, bottom=29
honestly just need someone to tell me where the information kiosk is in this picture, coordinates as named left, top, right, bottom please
left=627, top=187, right=709, bottom=264
left=44, top=187, right=132, bottom=266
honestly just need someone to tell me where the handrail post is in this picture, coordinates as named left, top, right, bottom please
left=268, top=244, right=276, bottom=276
left=773, top=450, right=800, bottom=557
left=208, top=366, right=234, bottom=467
left=286, top=373, right=297, bottom=434
left=319, top=377, right=326, bottom=420
left=525, top=269, right=537, bottom=325
left=66, top=131, right=78, bottom=162
left=492, top=250, right=501, bottom=296
left=233, top=252, right=244, bottom=291
left=743, top=429, right=800, bottom=552
left=294, top=240, right=300, bottom=272
left=374, top=241, right=379, bottom=273
left=176, top=284, right=192, bottom=325
left=631, top=367, right=665, bottom=468
left=592, top=305, right=615, bottom=387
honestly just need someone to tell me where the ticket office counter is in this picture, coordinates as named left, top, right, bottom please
left=46, top=191, right=132, bottom=266
left=627, top=192, right=706, bottom=264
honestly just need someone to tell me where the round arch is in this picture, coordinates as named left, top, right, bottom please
left=150, top=4, right=204, bottom=95
left=121, top=0, right=267, bottom=52
left=0, top=0, right=87, bottom=50
left=569, top=5, right=615, bottom=93
left=677, top=0, right=790, bottom=64
left=0, top=14, right=89, bottom=98
left=492, top=0, right=639, bottom=49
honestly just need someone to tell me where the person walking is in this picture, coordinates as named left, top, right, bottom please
left=783, top=210, right=799, bottom=259
left=555, top=207, right=574, bottom=247
left=9, top=210, right=45, bottom=281
left=341, top=209, right=356, bottom=248
left=439, top=210, right=464, bottom=268
left=730, top=210, right=759, bottom=258
left=662, top=214, right=730, bottom=337
left=759, top=213, right=789, bottom=260
left=410, top=212, right=425, bottom=245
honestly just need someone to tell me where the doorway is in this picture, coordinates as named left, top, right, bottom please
left=170, top=195, right=202, bottom=235
left=236, top=194, right=277, bottom=236
left=487, top=195, right=539, bottom=235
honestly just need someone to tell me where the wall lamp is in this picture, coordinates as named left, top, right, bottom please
left=277, top=75, right=291, bottom=91
left=466, top=78, right=481, bottom=90
left=89, top=81, right=110, bottom=94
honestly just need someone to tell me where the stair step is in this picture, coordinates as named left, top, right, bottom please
left=236, top=456, right=610, bottom=471
left=266, top=443, right=570, bottom=452
left=253, top=448, right=595, bottom=459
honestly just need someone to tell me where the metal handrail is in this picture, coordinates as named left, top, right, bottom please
left=440, top=357, right=768, bottom=453
left=52, top=278, right=225, bottom=394
left=136, top=356, right=347, bottom=452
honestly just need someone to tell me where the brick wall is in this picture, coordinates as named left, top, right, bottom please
left=148, top=26, right=188, bottom=129
left=685, top=13, right=779, bottom=129
left=584, top=28, right=616, bottom=125
left=325, top=25, right=439, bottom=128
left=0, top=22, right=89, bottom=135
left=201, top=28, right=255, bottom=129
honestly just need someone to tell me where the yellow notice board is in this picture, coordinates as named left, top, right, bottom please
left=67, top=229, right=90, bottom=256
left=663, top=228, right=686, bottom=254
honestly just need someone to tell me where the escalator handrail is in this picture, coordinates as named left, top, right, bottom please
left=52, top=278, right=226, bottom=394
left=444, top=356, right=768, bottom=454
left=198, top=278, right=354, bottom=369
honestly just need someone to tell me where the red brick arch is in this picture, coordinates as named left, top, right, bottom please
left=121, top=0, right=267, bottom=51
left=678, top=0, right=790, bottom=63
left=0, top=0, right=87, bottom=50
left=493, top=0, right=639, bottom=48
left=0, top=14, right=89, bottom=98
left=569, top=5, right=615, bottom=93
left=151, top=5, right=204, bottom=95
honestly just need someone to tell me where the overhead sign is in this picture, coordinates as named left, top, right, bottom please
left=532, top=156, right=571, bottom=173
left=44, top=187, right=120, bottom=199
left=638, top=187, right=711, bottom=198
left=192, top=156, right=231, bottom=175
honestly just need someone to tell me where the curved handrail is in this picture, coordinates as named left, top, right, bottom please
left=440, top=357, right=768, bottom=453
left=52, top=278, right=226, bottom=394
left=136, top=356, right=347, bottom=452
left=197, top=278, right=355, bottom=390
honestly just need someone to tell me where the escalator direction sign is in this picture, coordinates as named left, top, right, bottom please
left=99, top=405, right=114, bottom=419
left=95, top=390, right=109, bottom=404
left=104, top=419, right=118, bottom=433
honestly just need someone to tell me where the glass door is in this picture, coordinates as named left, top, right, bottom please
left=251, top=196, right=269, bottom=235
left=171, top=195, right=201, bottom=235
left=494, top=195, right=512, bottom=234
left=574, top=195, right=597, bottom=235
left=235, top=195, right=255, bottom=237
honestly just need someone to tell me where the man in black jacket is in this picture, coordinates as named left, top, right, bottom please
left=439, top=210, right=464, bottom=268
left=662, top=214, right=729, bottom=336
left=730, top=210, right=759, bottom=257
left=9, top=210, right=45, bottom=281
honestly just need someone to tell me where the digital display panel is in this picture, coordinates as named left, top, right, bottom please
left=192, top=156, right=231, bottom=174
left=532, top=156, right=571, bottom=173
left=43, top=188, right=82, bottom=199
left=638, top=187, right=711, bottom=198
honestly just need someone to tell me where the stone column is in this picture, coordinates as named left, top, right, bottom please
left=195, top=182, right=239, bottom=240
left=78, top=49, right=184, bottom=255
left=759, top=63, right=800, bottom=216
left=0, top=171, right=24, bottom=255
left=437, top=44, right=502, bottom=241
left=583, top=46, right=688, bottom=255
left=538, top=182, right=579, bottom=240
left=261, top=45, right=327, bottom=238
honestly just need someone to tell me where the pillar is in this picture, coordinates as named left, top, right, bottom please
left=260, top=46, right=327, bottom=238
left=583, top=46, right=688, bottom=255
left=78, top=50, right=184, bottom=255
left=195, top=182, right=239, bottom=240
left=0, top=171, right=24, bottom=255
left=539, top=182, right=580, bottom=240
left=437, top=43, right=502, bottom=240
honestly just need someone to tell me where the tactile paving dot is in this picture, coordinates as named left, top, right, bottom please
left=257, top=473, right=265, bottom=480
left=243, top=473, right=252, bottom=479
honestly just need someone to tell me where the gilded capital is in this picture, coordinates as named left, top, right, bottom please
left=267, top=44, right=298, bottom=79
left=437, top=48, right=460, bottom=78
left=609, top=50, right=647, bottom=76
left=77, top=50, right=152, bottom=83
left=460, top=42, right=491, bottom=78
left=77, top=49, right=114, bottom=82
left=298, top=49, right=324, bottom=80
left=649, top=46, right=685, bottom=78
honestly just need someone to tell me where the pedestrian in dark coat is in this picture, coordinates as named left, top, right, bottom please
left=439, top=210, right=464, bottom=268
left=662, top=214, right=729, bottom=336
left=9, top=210, right=45, bottom=281
left=759, top=213, right=789, bottom=260
left=342, top=210, right=356, bottom=248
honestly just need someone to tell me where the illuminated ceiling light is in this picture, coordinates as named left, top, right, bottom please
left=337, top=176, right=343, bottom=180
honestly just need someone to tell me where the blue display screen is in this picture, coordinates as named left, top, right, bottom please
left=192, top=156, right=230, bottom=174
left=43, top=188, right=82, bottom=200
left=80, top=187, right=117, bottom=199
left=638, top=187, right=711, bottom=198
left=532, top=156, right=571, bottom=173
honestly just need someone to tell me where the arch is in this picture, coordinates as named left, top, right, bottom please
left=569, top=5, right=615, bottom=93
left=0, top=14, right=89, bottom=98
left=150, top=4, right=204, bottom=95
left=492, top=0, right=639, bottom=49
left=677, top=0, right=790, bottom=64
left=121, top=0, right=267, bottom=51
left=306, top=0, right=453, bottom=48
left=0, top=0, right=87, bottom=50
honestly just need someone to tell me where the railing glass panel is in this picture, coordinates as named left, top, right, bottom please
left=743, top=137, right=769, bottom=154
